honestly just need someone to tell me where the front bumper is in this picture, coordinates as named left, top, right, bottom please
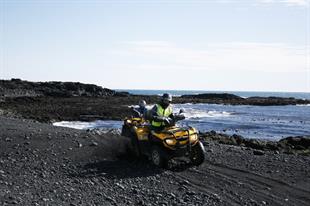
left=164, top=142, right=198, bottom=158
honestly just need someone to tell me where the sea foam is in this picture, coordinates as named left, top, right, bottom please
left=53, top=120, right=122, bottom=130
left=180, top=108, right=231, bottom=119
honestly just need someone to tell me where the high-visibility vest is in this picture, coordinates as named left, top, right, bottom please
left=151, top=104, right=173, bottom=127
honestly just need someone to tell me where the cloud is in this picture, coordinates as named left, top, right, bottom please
left=111, top=41, right=309, bottom=74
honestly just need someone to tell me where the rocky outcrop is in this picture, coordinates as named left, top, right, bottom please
left=245, top=96, right=308, bottom=106
left=178, top=93, right=310, bottom=106
left=200, top=131, right=310, bottom=155
left=1, top=79, right=309, bottom=123
left=279, top=136, right=310, bottom=150
left=1, top=79, right=309, bottom=106
left=0, top=78, right=118, bottom=97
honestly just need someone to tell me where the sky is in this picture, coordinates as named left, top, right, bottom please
left=0, top=0, right=309, bottom=92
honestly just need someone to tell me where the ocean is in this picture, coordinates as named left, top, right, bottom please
left=54, top=90, right=310, bottom=141
left=116, top=89, right=310, bottom=100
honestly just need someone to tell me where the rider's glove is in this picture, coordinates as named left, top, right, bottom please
left=163, top=117, right=172, bottom=125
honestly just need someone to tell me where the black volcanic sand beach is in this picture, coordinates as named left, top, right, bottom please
left=1, top=79, right=310, bottom=205
left=1, top=116, right=310, bottom=205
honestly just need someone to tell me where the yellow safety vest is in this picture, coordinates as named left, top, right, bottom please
left=151, top=104, right=173, bottom=127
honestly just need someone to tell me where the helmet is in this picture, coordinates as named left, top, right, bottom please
left=139, top=100, right=146, bottom=107
left=162, top=93, right=172, bottom=102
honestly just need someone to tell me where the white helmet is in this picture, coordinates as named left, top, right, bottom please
left=139, top=100, right=146, bottom=107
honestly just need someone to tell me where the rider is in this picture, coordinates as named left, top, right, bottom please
left=150, top=93, right=174, bottom=130
left=132, top=100, right=147, bottom=118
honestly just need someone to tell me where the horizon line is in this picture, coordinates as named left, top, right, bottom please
left=1, top=78, right=309, bottom=94
left=115, top=88, right=310, bottom=94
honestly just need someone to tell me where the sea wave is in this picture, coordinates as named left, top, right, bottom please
left=296, top=104, right=310, bottom=107
left=53, top=120, right=122, bottom=130
left=181, top=108, right=232, bottom=119
left=128, top=105, right=154, bottom=109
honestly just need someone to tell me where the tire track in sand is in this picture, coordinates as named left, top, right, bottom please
left=171, top=161, right=310, bottom=206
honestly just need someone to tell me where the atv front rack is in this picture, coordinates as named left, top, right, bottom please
left=160, top=127, right=199, bottom=151
left=161, top=126, right=198, bottom=137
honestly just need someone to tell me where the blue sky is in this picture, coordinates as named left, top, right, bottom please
left=0, top=0, right=309, bottom=92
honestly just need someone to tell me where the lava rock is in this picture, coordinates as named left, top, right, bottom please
left=253, top=150, right=265, bottom=156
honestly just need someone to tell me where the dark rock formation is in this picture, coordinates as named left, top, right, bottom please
left=200, top=131, right=310, bottom=155
left=1, top=79, right=310, bottom=123
left=279, top=136, right=310, bottom=150
left=178, top=93, right=310, bottom=106
left=0, top=78, right=118, bottom=97
left=245, top=96, right=308, bottom=106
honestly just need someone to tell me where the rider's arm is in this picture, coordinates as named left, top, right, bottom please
left=131, top=107, right=142, bottom=117
left=150, top=105, right=166, bottom=122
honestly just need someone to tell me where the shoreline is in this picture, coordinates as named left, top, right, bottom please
left=1, top=79, right=309, bottom=143
left=1, top=79, right=309, bottom=124
left=1, top=94, right=309, bottom=122
left=55, top=122, right=310, bottom=156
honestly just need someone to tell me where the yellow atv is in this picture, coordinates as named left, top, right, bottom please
left=121, top=117, right=205, bottom=168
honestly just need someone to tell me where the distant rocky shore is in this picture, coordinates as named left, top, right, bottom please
left=199, top=131, right=310, bottom=156
left=179, top=93, right=310, bottom=106
left=1, top=79, right=309, bottom=123
left=0, top=78, right=126, bottom=98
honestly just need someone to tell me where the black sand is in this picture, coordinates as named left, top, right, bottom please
left=0, top=116, right=309, bottom=205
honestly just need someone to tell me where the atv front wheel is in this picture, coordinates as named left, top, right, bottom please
left=151, top=146, right=168, bottom=168
left=190, top=142, right=205, bottom=166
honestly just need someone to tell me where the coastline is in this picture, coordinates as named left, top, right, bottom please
left=1, top=79, right=309, bottom=124
left=1, top=79, right=309, bottom=140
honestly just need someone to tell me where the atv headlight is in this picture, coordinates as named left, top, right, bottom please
left=189, top=134, right=198, bottom=142
left=164, top=138, right=177, bottom=146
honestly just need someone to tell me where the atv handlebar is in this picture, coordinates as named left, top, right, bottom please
left=173, top=113, right=185, bottom=122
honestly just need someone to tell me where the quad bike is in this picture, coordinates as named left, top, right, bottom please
left=121, top=114, right=205, bottom=168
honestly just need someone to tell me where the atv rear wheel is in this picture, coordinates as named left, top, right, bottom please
left=151, top=146, right=168, bottom=168
left=130, top=135, right=141, bottom=157
left=121, top=125, right=131, bottom=137
left=190, top=142, right=205, bottom=166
